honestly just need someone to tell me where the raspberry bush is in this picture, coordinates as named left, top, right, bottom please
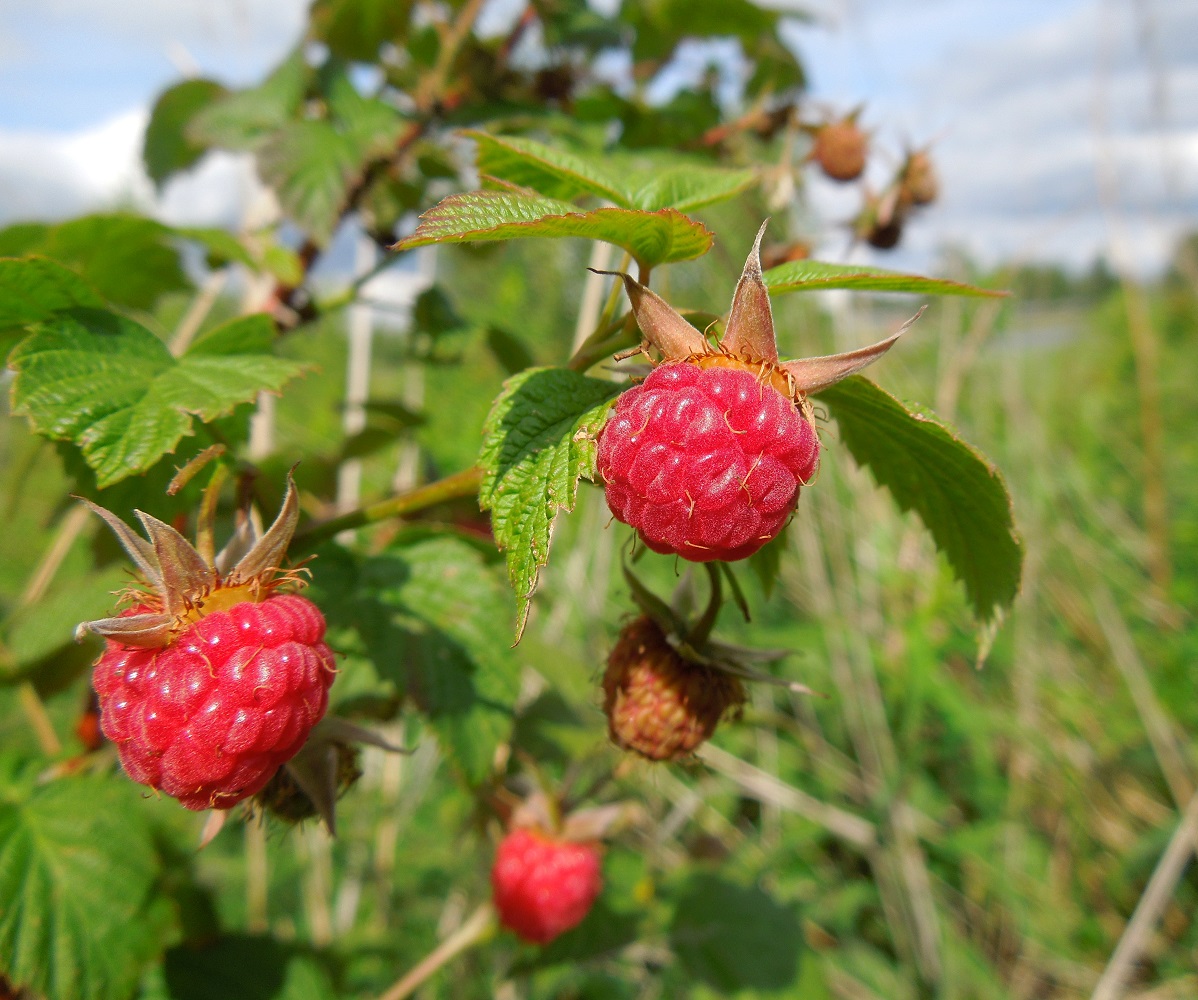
left=0, top=3, right=1097, bottom=999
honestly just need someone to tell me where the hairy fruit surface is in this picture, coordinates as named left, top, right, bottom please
left=604, top=615, right=745, bottom=761
left=93, top=594, right=335, bottom=810
left=491, top=828, right=602, bottom=944
left=598, top=362, right=819, bottom=562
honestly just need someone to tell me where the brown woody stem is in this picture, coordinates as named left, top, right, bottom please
left=291, top=467, right=483, bottom=553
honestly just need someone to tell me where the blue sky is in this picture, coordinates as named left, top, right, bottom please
left=1, top=0, right=1195, bottom=274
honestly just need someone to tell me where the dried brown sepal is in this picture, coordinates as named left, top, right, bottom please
left=74, top=612, right=174, bottom=646
left=76, top=471, right=305, bottom=648
left=721, top=220, right=778, bottom=363
left=135, top=511, right=216, bottom=618
left=226, top=475, right=299, bottom=584
left=75, top=497, right=162, bottom=589
left=589, top=268, right=707, bottom=359
left=780, top=307, right=926, bottom=394
left=605, top=222, right=920, bottom=401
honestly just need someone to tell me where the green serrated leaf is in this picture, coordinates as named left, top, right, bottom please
left=0, top=773, right=167, bottom=1000
left=8, top=309, right=306, bottom=486
left=628, top=0, right=778, bottom=61
left=479, top=367, right=621, bottom=640
left=471, top=131, right=630, bottom=205
left=6, top=214, right=190, bottom=311
left=189, top=49, right=310, bottom=151
left=143, top=79, right=228, bottom=186
left=0, top=256, right=104, bottom=334
left=322, top=63, right=406, bottom=157
left=311, top=535, right=521, bottom=784
left=257, top=121, right=362, bottom=246
left=470, top=133, right=756, bottom=215
left=0, top=564, right=129, bottom=681
left=814, top=375, right=1023, bottom=621
left=764, top=259, right=1005, bottom=298
left=395, top=190, right=713, bottom=267
left=629, top=164, right=756, bottom=212
left=174, top=227, right=257, bottom=271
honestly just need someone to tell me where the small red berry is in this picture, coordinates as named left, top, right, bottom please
left=491, top=827, right=602, bottom=944
left=598, top=361, right=819, bottom=562
left=76, top=475, right=337, bottom=811
left=604, top=615, right=744, bottom=761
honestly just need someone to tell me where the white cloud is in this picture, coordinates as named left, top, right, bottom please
left=0, top=110, right=261, bottom=231
left=24, top=0, right=305, bottom=52
left=0, top=112, right=151, bottom=223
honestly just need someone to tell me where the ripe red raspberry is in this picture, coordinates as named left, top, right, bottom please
left=491, top=827, right=602, bottom=944
left=76, top=475, right=337, bottom=811
left=604, top=615, right=744, bottom=761
left=598, top=361, right=818, bottom=562
left=92, top=594, right=335, bottom=811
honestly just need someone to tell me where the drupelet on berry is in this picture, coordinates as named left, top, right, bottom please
left=76, top=476, right=336, bottom=811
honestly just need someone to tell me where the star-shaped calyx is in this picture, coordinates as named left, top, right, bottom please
left=598, top=219, right=922, bottom=400
left=75, top=474, right=304, bottom=648
left=592, top=222, right=921, bottom=563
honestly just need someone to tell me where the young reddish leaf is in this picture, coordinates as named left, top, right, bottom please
left=394, top=190, right=713, bottom=267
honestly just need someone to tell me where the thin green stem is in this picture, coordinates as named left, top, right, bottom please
left=291, top=467, right=483, bottom=553
left=566, top=315, right=638, bottom=373
left=687, top=563, right=724, bottom=648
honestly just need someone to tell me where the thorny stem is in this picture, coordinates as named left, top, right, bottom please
left=291, top=467, right=483, bottom=553
left=377, top=901, right=496, bottom=1000
left=686, top=563, right=724, bottom=648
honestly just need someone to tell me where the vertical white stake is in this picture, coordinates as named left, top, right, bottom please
left=336, top=237, right=380, bottom=517
left=392, top=248, right=437, bottom=493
